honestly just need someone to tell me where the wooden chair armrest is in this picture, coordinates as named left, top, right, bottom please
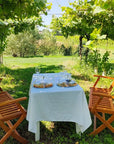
left=92, top=92, right=113, bottom=98
left=0, top=97, right=27, bottom=107
left=94, top=75, right=114, bottom=80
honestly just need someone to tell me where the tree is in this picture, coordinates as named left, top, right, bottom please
left=36, top=29, right=57, bottom=55
left=0, top=0, right=48, bottom=20
left=50, top=0, right=114, bottom=59
left=0, top=0, right=51, bottom=63
left=0, top=20, right=9, bottom=63
left=85, top=0, right=114, bottom=51
left=51, top=0, right=97, bottom=58
left=6, top=31, right=36, bottom=57
left=92, top=0, right=114, bottom=40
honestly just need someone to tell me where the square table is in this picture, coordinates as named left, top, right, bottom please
left=27, top=73, right=92, bottom=141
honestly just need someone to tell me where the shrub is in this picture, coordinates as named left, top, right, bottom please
left=6, top=31, right=36, bottom=57
left=36, top=30, right=58, bottom=55
left=84, top=50, right=113, bottom=75
left=56, top=35, right=79, bottom=56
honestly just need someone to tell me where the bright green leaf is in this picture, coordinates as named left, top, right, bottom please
left=97, top=35, right=106, bottom=39
left=93, top=6, right=105, bottom=14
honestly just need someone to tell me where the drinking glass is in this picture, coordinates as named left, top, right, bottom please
left=66, top=73, right=71, bottom=83
left=40, top=75, right=45, bottom=83
left=35, top=66, right=40, bottom=74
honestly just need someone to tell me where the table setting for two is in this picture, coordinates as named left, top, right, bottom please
left=33, top=67, right=78, bottom=89
left=27, top=67, right=92, bottom=141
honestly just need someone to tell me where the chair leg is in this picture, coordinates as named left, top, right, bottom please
left=102, top=113, right=105, bottom=120
left=0, top=120, right=13, bottom=144
left=12, top=130, right=28, bottom=144
left=7, top=121, right=28, bottom=144
left=0, top=115, right=28, bottom=144
left=90, top=113, right=114, bottom=135
left=94, top=115, right=96, bottom=131
left=96, top=112, right=114, bottom=132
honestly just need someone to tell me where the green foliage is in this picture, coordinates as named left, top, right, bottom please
left=51, top=0, right=98, bottom=38
left=84, top=50, right=113, bottom=75
left=0, top=18, right=42, bottom=55
left=51, top=0, right=114, bottom=58
left=56, top=35, right=79, bottom=55
left=85, top=29, right=107, bottom=50
left=90, top=28, right=106, bottom=41
left=11, top=16, right=45, bottom=35
left=51, top=0, right=98, bottom=57
left=36, top=30, right=57, bottom=55
left=0, top=0, right=48, bottom=20
left=30, top=28, right=42, bottom=40
left=63, top=46, right=72, bottom=56
left=103, top=134, right=114, bottom=144
left=6, top=31, right=36, bottom=57
left=0, top=0, right=50, bottom=56
left=0, top=20, right=9, bottom=54
left=92, top=0, right=114, bottom=40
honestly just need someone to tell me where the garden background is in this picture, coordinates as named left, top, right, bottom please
left=0, top=0, right=114, bottom=144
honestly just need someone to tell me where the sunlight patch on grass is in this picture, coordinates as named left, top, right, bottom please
left=41, top=121, right=54, bottom=132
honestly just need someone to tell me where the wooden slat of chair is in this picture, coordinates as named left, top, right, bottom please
left=89, top=75, right=114, bottom=135
left=93, top=75, right=114, bottom=92
left=0, top=78, right=3, bottom=91
left=0, top=91, right=28, bottom=144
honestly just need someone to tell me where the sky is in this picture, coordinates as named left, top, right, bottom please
left=39, top=0, right=75, bottom=30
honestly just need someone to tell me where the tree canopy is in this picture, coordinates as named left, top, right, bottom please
left=51, top=0, right=114, bottom=38
left=0, top=0, right=49, bottom=20
left=50, top=0, right=114, bottom=57
left=0, top=0, right=51, bottom=56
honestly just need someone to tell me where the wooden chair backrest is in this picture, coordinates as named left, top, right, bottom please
left=93, top=75, right=114, bottom=92
left=0, top=91, right=27, bottom=121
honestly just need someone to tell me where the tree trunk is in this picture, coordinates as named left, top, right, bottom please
left=86, top=34, right=90, bottom=41
left=79, top=35, right=83, bottom=60
left=0, top=53, right=3, bottom=64
left=85, top=34, right=90, bottom=63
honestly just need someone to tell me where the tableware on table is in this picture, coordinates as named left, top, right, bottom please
left=40, top=75, right=45, bottom=83
left=57, top=81, right=77, bottom=87
left=59, top=71, right=72, bottom=82
left=33, top=82, right=53, bottom=88
left=66, top=73, right=71, bottom=82
left=59, top=71, right=67, bottom=81
left=34, top=75, right=40, bottom=84
left=57, top=77, right=77, bottom=87
left=35, top=66, right=40, bottom=74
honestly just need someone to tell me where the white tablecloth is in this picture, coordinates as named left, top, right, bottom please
left=27, top=73, right=92, bottom=141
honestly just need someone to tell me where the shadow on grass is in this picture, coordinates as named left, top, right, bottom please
left=0, top=64, right=93, bottom=108
left=0, top=64, right=63, bottom=107
left=0, top=64, right=94, bottom=144
left=72, top=74, right=92, bottom=81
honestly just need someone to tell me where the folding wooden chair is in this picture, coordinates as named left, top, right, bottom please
left=89, top=75, right=114, bottom=135
left=0, top=91, right=28, bottom=144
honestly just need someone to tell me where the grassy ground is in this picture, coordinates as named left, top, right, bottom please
left=0, top=55, right=114, bottom=144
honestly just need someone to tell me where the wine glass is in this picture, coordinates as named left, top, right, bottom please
left=66, top=74, right=71, bottom=83
left=40, top=75, right=45, bottom=83
left=35, top=66, right=40, bottom=74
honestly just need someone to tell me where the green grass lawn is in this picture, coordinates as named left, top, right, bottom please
left=0, top=55, right=114, bottom=144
